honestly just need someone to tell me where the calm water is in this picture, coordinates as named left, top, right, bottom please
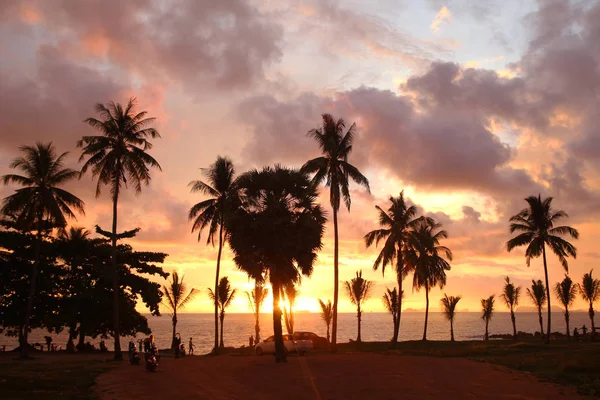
left=1, top=311, right=593, bottom=354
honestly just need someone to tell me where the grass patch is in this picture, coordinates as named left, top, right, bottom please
left=0, top=353, right=117, bottom=400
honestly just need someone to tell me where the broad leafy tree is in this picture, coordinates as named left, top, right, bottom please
left=302, top=114, right=369, bottom=350
left=78, top=98, right=161, bottom=359
left=246, top=280, right=269, bottom=344
left=481, top=295, right=495, bottom=340
left=1, top=142, right=84, bottom=358
left=344, top=270, right=374, bottom=343
left=162, top=272, right=198, bottom=349
left=554, top=275, right=577, bottom=338
left=527, top=279, right=547, bottom=336
left=578, top=270, right=600, bottom=339
left=208, top=276, right=236, bottom=348
left=189, top=156, right=237, bottom=353
left=440, top=294, right=461, bottom=342
left=507, top=195, right=578, bottom=343
left=500, top=277, right=521, bottom=339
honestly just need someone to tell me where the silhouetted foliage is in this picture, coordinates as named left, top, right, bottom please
left=554, top=275, right=577, bottom=338
left=382, top=288, right=402, bottom=343
left=302, top=114, right=369, bottom=351
left=163, top=272, right=198, bottom=349
left=481, top=295, right=495, bottom=341
left=208, top=276, right=236, bottom=348
left=283, top=284, right=298, bottom=334
left=500, top=277, right=521, bottom=339
left=527, top=279, right=547, bottom=336
left=247, top=280, right=268, bottom=344
left=578, top=270, right=600, bottom=339
left=344, top=270, right=374, bottom=343
left=318, top=299, right=333, bottom=343
left=507, top=195, right=578, bottom=343
left=440, top=294, right=461, bottom=341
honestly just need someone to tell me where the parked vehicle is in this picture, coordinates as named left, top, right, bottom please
left=255, top=334, right=313, bottom=356
left=293, top=331, right=329, bottom=349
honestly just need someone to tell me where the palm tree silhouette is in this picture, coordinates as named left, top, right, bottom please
left=506, top=195, right=578, bottom=343
left=344, top=271, right=374, bottom=343
left=188, top=156, right=237, bottom=353
left=554, top=274, right=577, bottom=338
left=208, top=276, right=237, bottom=348
left=302, top=114, right=369, bottom=351
left=227, top=166, right=325, bottom=362
left=527, top=279, right=547, bottom=336
left=481, top=295, right=495, bottom=340
left=440, top=294, right=461, bottom=342
left=283, top=284, right=298, bottom=335
left=78, top=98, right=161, bottom=359
left=364, top=192, right=427, bottom=344
left=578, top=270, right=600, bottom=339
left=1, top=142, right=84, bottom=358
left=318, top=299, right=333, bottom=343
left=500, top=277, right=521, bottom=339
left=162, top=272, right=198, bottom=349
left=246, top=280, right=269, bottom=344
left=382, top=288, right=402, bottom=342
left=406, top=221, right=452, bottom=341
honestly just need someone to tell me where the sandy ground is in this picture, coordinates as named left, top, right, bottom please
left=95, top=353, right=581, bottom=400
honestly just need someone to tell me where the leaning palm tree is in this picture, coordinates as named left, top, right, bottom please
left=344, top=270, right=374, bottom=343
left=189, top=156, right=237, bottom=353
left=227, top=166, right=326, bottom=362
left=500, top=276, right=521, bottom=339
left=364, top=192, right=427, bottom=344
left=78, top=98, right=161, bottom=360
left=578, top=270, right=600, bottom=339
left=162, top=272, right=198, bottom=349
left=506, top=195, right=578, bottom=343
left=406, top=220, right=452, bottom=341
left=2, top=142, right=85, bottom=358
left=318, top=299, right=333, bottom=343
left=440, top=294, right=461, bottom=342
left=208, top=276, right=237, bottom=348
left=246, top=280, right=269, bottom=344
left=527, top=279, right=547, bottom=336
left=283, top=284, right=298, bottom=334
left=481, top=295, right=495, bottom=340
left=382, top=288, right=402, bottom=342
left=554, top=274, right=577, bottom=338
left=301, top=114, right=370, bottom=350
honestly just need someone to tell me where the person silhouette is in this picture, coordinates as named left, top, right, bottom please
left=188, top=337, right=194, bottom=355
left=174, top=333, right=181, bottom=358
left=573, top=327, right=579, bottom=342
left=249, top=335, right=254, bottom=347
left=582, top=325, right=588, bottom=337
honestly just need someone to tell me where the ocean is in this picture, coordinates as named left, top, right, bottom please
left=1, top=311, right=593, bottom=354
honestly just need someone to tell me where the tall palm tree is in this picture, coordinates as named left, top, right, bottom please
left=364, top=192, right=427, bottom=344
left=208, top=276, right=237, bottom=348
left=506, top=195, right=578, bottom=343
left=162, top=272, right=198, bottom=349
left=554, top=274, right=577, bottom=338
left=246, top=280, right=268, bottom=344
left=227, top=166, right=326, bottom=362
left=283, top=284, right=298, bottom=334
left=382, top=288, right=402, bottom=342
left=406, top=221, right=452, bottom=341
left=578, top=270, right=600, bottom=339
left=500, top=276, right=521, bottom=339
left=344, top=270, right=374, bottom=343
left=189, top=156, right=237, bottom=353
left=301, top=114, right=370, bottom=351
left=318, top=299, right=333, bottom=343
left=481, top=295, right=495, bottom=340
left=78, top=98, right=161, bottom=360
left=2, top=142, right=84, bottom=358
left=440, top=294, right=461, bottom=342
left=527, top=279, right=547, bottom=336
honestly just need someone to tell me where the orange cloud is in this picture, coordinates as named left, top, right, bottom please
left=18, top=3, right=43, bottom=25
left=430, top=6, right=451, bottom=34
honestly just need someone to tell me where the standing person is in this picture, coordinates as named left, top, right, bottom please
left=188, top=337, right=194, bottom=355
left=249, top=335, right=254, bottom=347
left=174, top=333, right=181, bottom=358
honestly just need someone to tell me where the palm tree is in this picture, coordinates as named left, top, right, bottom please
left=78, top=98, right=161, bottom=360
left=481, top=295, right=495, bottom=340
left=500, top=277, right=521, bottom=339
left=162, top=272, right=198, bottom=349
left=301, top=114, right=370, bottom=350
left=208, top=276, right=237, bottom=348
left=440, top=294, right=461, bottom=342
left=406, top=220, right=452, bottom=341
left=578, top=270, right=600, bottom=339
left=554, top=274, right=577, bottom=338
left=1, top=142, right=84, bottom=358
left=189, top=156, right=237, bottom=353
left=506, top=195, right=578, bottom=343
left=318, top=299, right=333, bottom=343
left=527, top=279, right=547, bottom=336
left=283, top=284, right=298, bottom=334
left=364, top=192, right=427, bottom=344
left=246, top=280, right=268, bottom=344
left=344, top=270, right=374, bottom=343
left=382, top=288, right=402, bottom=342
left=227, top=166, right=326, bottom=362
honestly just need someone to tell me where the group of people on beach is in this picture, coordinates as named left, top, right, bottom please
left=172, top=333, right=195, bottom=357
left=573, top=325, right=597, bottom=341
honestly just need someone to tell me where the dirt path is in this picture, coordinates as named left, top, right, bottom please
left=95, top=354, right=580, bottom=400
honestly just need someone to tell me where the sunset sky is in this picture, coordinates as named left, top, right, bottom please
left=1, top=0, right=600, bottom=314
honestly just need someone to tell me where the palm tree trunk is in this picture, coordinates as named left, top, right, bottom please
left=422, top=284, right=429, bottom=341
left=21, top=217, right=43, bottom=359
left=511, top=309, right=517, bottom=339
left=78, top=328, right=85, bottom=349
left=589, top=305, right=595, bottom=340
left=111, top=193, right=122, bottom=360
left=450, top=319, right=454, bottom=342
left=538, top=307, right=544, bottom=336
left=326, top=324, right=330, bottom=343
left=271, top=280, right=286, bottom=363
left=254, top=310, right=260, bottom=344
left=213, top=219, right=224, bottom=353
left=331, top=206, right=339, bottom=353
left=565, top=308, right=570, bottom=339
left=541, top=244, right=551, bottom=343
left=393, top=260, right=402, bottom=345
left=485, top=320, right=489, bottom=340
left=171, top=313, right=177, bottom=349
left=357, top=307, right=361, bottom=343
left=220, top=310, right=225, bottom=348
